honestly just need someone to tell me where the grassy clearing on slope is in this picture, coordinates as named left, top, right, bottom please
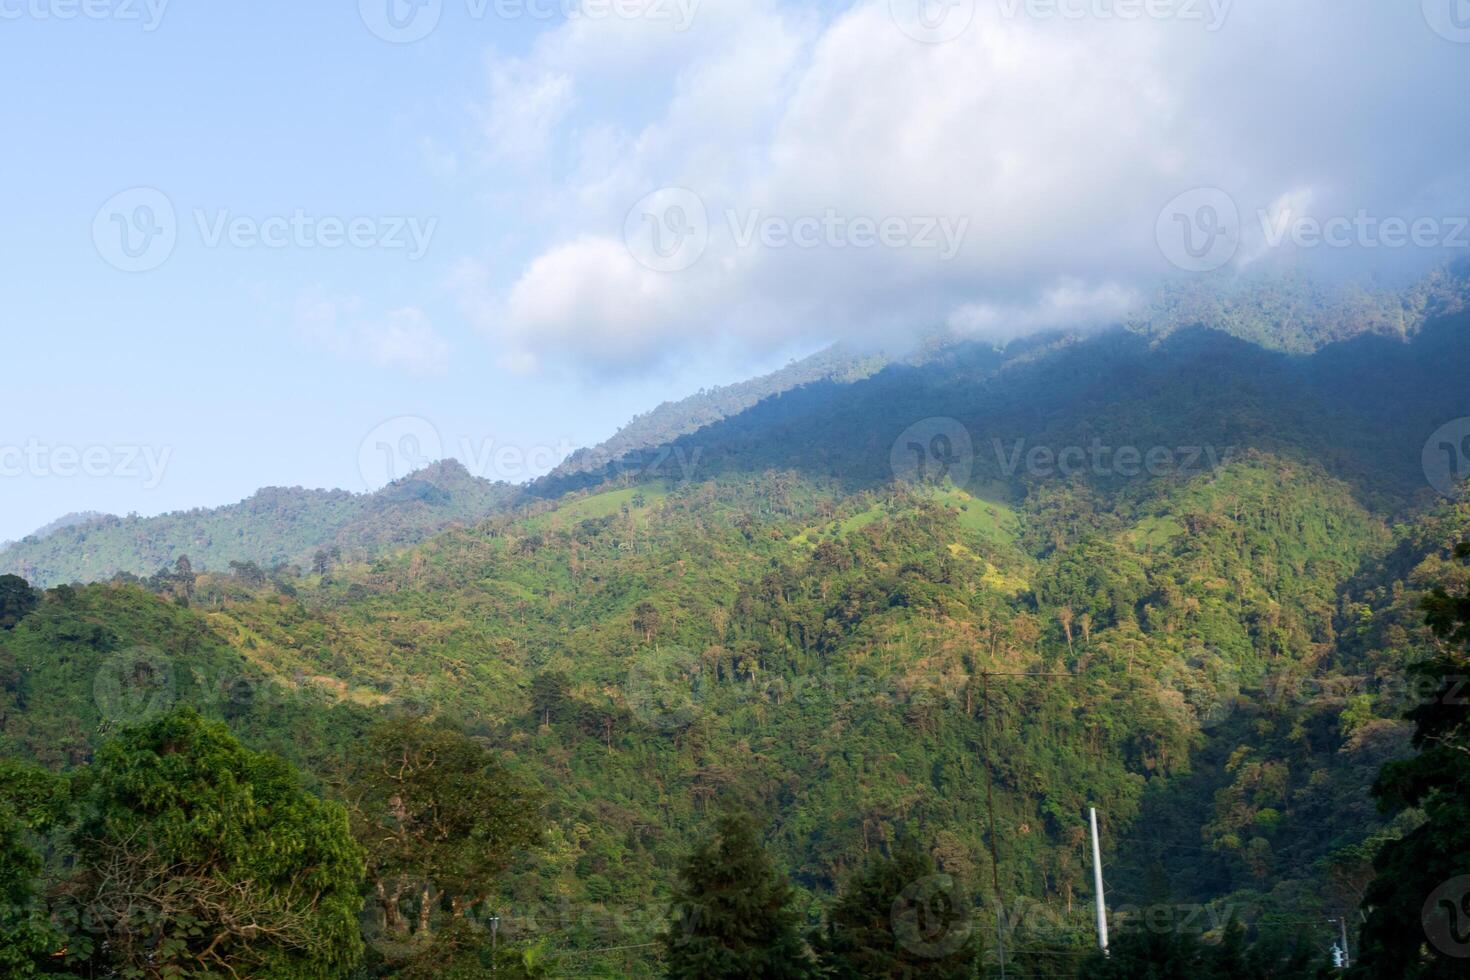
left=792, top=485, right=1021, bottom=554
left=523, top=485, right=670, bottom=531
left=791, top=503, right=886, bottom=546
left=940, top=486, right=1019, bottom=549
left=1127, top=515, right=1184, bottom=551
left=946, top=542, right=1029, bottom=595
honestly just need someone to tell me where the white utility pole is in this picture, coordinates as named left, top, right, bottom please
left=1336, top=916, right=1351, bottom=969
left=1089, top=807, right=1110, bottom=955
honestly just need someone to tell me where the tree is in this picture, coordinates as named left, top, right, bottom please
left=0, top=575, right=38, bottom=630
left=529, top=669, right=574, bottom=727
left=346, top=718, right=543, bottom=944
left=1077, top=914, right=1328, bottom=979
left=391, top=918, right=557, bottom=979
left=63, top=708, right=365, bottom=978
left=1353, top=543, right=1470, bottom=978
left=814, top=843, right=978, bottom=979
left=228, top=560, right=266, bottom=587
left=663, top=812, right=815, bottom=979
left=0, top=761, right=70, bottom=976
left=0, top=809, right=61, bottom=977
left=1078, top=927, right=1208, bottom=980
left=174, top=554, right=195, bottom=598
left=634, top=601, right=663, bottom=643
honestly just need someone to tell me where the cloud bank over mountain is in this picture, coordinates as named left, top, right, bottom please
left=452, top=0, right=1470, bottom=374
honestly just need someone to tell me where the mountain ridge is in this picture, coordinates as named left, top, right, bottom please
left=12, top=269, right=1470, bottom=587
left=0, top=458, right=514, bottom=586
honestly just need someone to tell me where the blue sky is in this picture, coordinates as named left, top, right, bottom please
left=0, top=2, right=815, bottom=541
left=3, top=0, right=1470, bottom=542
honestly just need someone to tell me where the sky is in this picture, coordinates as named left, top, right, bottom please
left=2, top=0, right=1469, bottom=542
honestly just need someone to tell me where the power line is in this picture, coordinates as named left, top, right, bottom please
left=557, top=941, right=660, bottom=956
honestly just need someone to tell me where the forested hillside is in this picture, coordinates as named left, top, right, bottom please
left=0, top=460, right=515, bottom=588
left=536, top=305, right=1470, bottom=512
left=3, top=274, right=1470, bottom=976
left=3, top=452, right=1462, bottom=975
left=1125, top=266, right=1470, bottom=352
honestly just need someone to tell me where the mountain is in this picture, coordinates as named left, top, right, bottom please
left=549, top=267, right=1470, bottom=489
left=534, top=305, right=1470, bottom=513
left=0, top=459, right=515, bottom=587
left=2, top=450, right=1449, bottom=973
left=20, top=271, right=1463, bottom=587
left=1125, top=265, right=1470, bottom=352
left=6, top=270, right=1470, bottom=974
left=553, top=343, right=888, bottom=476
left=0, top=347, right=884, bottom=588
left=0, top=510, right=111, bottom=553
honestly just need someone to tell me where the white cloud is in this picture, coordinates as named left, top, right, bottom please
left=507, top=236, right=683, bottom=369
left=478, top=57, right=575, bottom=165
left=295, top=292, right=451, bottom=376
left=452, top=0, right=1470, bottom=375
left=948, top=281, right=1142, bottom=344
left=362, top=308, right=452, bottom=374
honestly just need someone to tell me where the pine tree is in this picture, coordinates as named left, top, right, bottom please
left=814, top=843, right=978, bottom=979
left=663, top=812, right=815, bottom=979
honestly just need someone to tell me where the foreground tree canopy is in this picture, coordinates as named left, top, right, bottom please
left=1, top=709, right=365, bottom=978
left=663, top=813, right=815, bottom=979
left=73, top=709, right=365, bottom=978
left=1351, top=544, right=1470, bottom=979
